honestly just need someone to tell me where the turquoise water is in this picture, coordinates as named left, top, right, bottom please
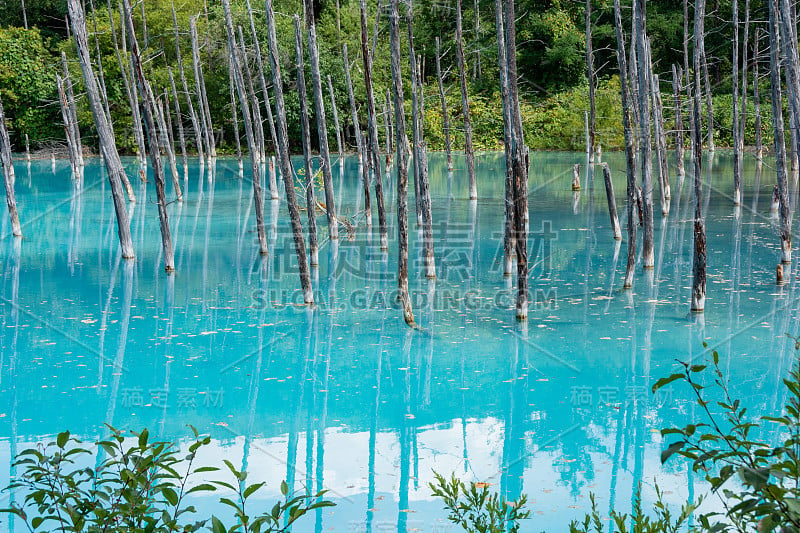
left=0, top=151, right=795, bottom=531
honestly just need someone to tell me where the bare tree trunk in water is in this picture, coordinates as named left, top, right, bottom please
left=494, top=0, right=514, bottom=278
left=733, top=0, right=742, bottom=205
left=408, top=8, right=422, bottom=225
left=635, top=0, right=654, bottom=269
left=586, top=0, right=595, bottom=154
left=327, top=75, right=343, bottom=161
left=266, top=0, right=314, bottom=304
left=691, top=0, right=707, bottom=312
left=435, top=38, right=454, bottom=172
left=245, top=0, right=279, bottom=170
left=754, top=30, right=764, bottom=161
left=238, top=25, right=265, bottom=167
left=456, top=0, right=476, bottom=199
left=768, top=0, right=792, bottom=264
left=190, top=17, right=216, bottom=159
left=602, top=163, right=622, bottom=240
left=304, top=0, right=339, bottom=240
left=56, top=74, right=80, bottom=176
left=0, top=96, right=21, bottom=237
left=168, top=68, right=189, bottom=180
left=672, top=64, right=685, bottom=178
left=228, top=60, right=243, bottom=168
left=122, top=0, right=175, bottom=271
left=294, top=15, right=319, bottom=267
left=172, top=5, right=203, bottom=162
left=360, top=0, right=388, bottom=249
left=61, top=52, right=84, bottom=169
left=613, top=0, right=637, bottom=289
left=389, top=0, right=415, bottom=326
left=414, top=51, right=436, bottom=279
left=503, top=0, right=528, bottom=320
left=343, top=44, right=370, bottom=225
left=67, top=0, right=134, bottom=259
left=652, top=73, right=670, bottom=213
left=222, top=0, right=268, bottom=256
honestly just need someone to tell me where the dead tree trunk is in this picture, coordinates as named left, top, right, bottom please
left=586, top=0, right=595, bottom=155
left=67, top=0, right=134, bottom=259
left=162, top=92, right=182, bottom=189
left=222, top=0, right=268, bottom=256
left=385, top=89, right=393, bottom=165
left=168, top=68, right=188, bottom=179
left=456, top=0, right=477, bottom=199
left=494, top=0, right=514, bottom=278
left=435, top=37, right=454, bottom=172
left=56, top=74, right=80, bottom=176
left=503, top=0, right=529, bottom=319
left=294, top=14, right=319, bottom=267
left=61, top=52, right=84, bottom=169
left=408, top=9, right=422, bottom=224
left=740, top=0, right=751, bottom=156
left=156, top=91, right=183, bottom=202
left=390, top=0, right=415, bottom=325
left=304, top=0, right=339, bottom=241
left=0, top=96, right=21, bottom=237
left=652, top=73, right=670, bottom=212
left=122, top=0, right=175, bottom=271
left=733, top=0, right=742, bottom=205
left=473, top=0, right=481, bottom=79
left=602, top=163, right=622, bottom=240
left=172, top=5, right=203, bottom=162
left=672, top=64, right=685, bottom=177
left=768, top=0, right=792, bottom=264
left=754, top=30, right=764, bottom=161
left=24, top=134, right=30, bottom=163
left=190, top=16, right=216, bottom=159
left=228, top=60, right=243, bottom=167
left=701, top=42, right=714, bottom=153
left=113, top=0, right=147, bottom=170
left=238, top=26, right=266, bottom=165
left=779, top=0, right=800, bottom=179
left=265, top=0, right=314, bottom=304
left=343, top=43, right=370, bottom=225
left=414, top=50, right=436, bottom=279
left=691, top=0, right=707, bottom=311
left=245, top=0, right=279, bottom=166
left=327, top=75, right=344, bottom=161
left=360, top=0, right=387, bottom=248
left=635, top=0, right=654, bottom=269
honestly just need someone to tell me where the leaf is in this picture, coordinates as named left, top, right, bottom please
left=652, top=373, right=684, bottom=393
left=163, top=487, right=179, bottom=506
left=139, top=429, right=149, bottom=449
left=281, top=480, right=288, bottom=497
left=57, top=431, right=70, bottom=448
left=243, top=482, right=265, bottom=500
left=211, top=515, right=226, bottom=533
left=660, top=441, right=685, bottom=464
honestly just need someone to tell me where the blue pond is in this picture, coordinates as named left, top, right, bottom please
left=0, top=151, right=794, bottom=531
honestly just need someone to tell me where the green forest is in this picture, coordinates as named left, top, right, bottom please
left=0, top=0, right=771, bottom=155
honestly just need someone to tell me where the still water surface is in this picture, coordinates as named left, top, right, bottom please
left=0, top=151, right=794, bottom=531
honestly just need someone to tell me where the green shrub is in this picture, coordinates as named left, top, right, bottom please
left=0, top=425, right=334, bottom=532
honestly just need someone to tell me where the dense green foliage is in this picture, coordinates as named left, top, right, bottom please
left=0, top=27, right=60, bottom=147
left=0, top=0, right=777, bottom=154
left=0, top=425, right=334, bottom=532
